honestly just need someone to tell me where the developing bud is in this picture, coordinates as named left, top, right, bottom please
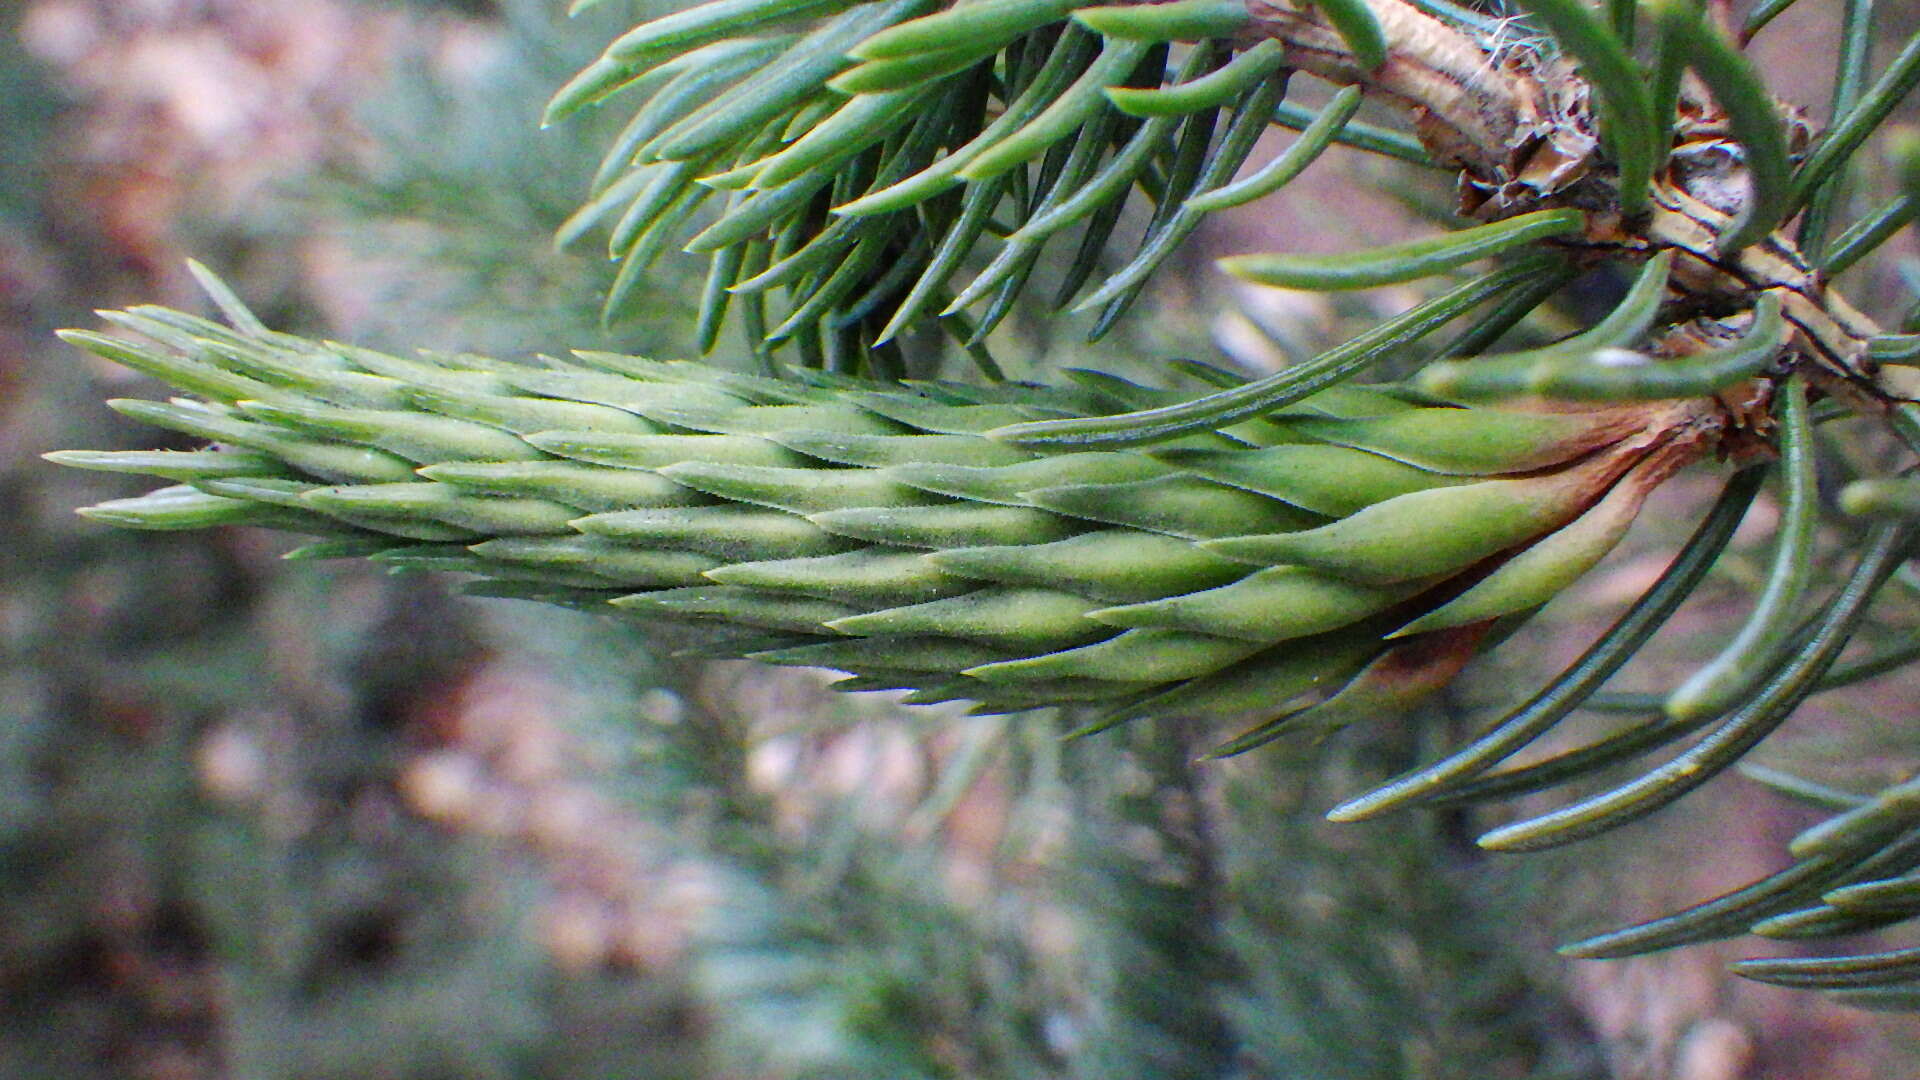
left=55, top=303, right=1730, bottom=753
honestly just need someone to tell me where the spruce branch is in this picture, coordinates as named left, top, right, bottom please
left=45, top=0, right=1920, bottom=1011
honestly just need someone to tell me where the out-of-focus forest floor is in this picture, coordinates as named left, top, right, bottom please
left=5, top=1, right=1920, bottom=1078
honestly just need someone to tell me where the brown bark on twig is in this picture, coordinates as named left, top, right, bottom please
left=1226, top=0, right=1897, bottom=412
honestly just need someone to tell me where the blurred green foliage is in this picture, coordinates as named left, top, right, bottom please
left=0, top=29, right=61, bottom=229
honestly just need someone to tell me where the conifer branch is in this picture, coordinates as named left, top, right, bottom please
left=43, top=0, right=1920, bottom=1013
